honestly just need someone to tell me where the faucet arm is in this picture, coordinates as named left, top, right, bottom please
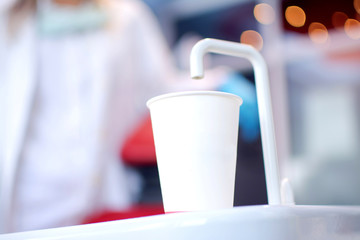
left=190, top=38, right=281, bottom=205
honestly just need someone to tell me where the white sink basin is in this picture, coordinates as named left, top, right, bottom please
left=2, top=205, right=360, bottom=240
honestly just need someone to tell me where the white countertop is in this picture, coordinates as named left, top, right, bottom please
left=2, top=205, right=360, bottom=240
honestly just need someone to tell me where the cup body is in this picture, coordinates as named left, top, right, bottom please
left=147, top=91, right=242, bottom=212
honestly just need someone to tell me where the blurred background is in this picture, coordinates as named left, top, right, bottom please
left=1, top=0, right=360, bottom=234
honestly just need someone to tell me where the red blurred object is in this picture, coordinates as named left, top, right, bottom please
left=84, top=114, right=162, bottom=225
left=121, top=114, right=157, bottom=166
left=83, top=204, right=164, bottom=224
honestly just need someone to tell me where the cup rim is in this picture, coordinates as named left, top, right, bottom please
left=147, top=90, right=243, bottom=108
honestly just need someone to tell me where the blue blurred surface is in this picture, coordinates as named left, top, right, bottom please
left=218, top=72, right=260, bottom=142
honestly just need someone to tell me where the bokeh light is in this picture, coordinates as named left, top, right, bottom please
left=344, top=18, right=360, bottom=39
left=285, top=6, right=306, bottom=27
left=254, top=3, right=275, bottom=25
left=308, top=22, right=329, bottom=44
left=354, top=0, right=360, bottom=14
left=332, top=12, right=348, bottom=29
left=240, top=30, right=263, bottom=51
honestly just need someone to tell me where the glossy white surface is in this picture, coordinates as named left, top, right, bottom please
left=2, top=205, right=360, bottom=240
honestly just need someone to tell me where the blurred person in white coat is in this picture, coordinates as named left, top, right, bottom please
left=0, top=0, right=214, bottom=233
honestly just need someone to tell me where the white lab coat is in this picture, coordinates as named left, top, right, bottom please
left=0, top=0, right=178, bottom=233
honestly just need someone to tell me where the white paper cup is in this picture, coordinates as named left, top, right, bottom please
left=147, top=91, right=243, bottom=213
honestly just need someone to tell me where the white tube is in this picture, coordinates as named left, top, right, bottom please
left=190, top=38, right=281, bottom=205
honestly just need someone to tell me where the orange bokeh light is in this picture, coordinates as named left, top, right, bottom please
left=240, top=30, right=263, bottom=51
left=344, top=18, right=360, bottom=39
left=285, top=6, right=306, bottom=27
left=308, top=22, right=329, bottom=44
left=332, top=12, right=348, bottom=29
left=254, top=3, right=275, bottom=25
left=354, top=0, right=360, bottom=14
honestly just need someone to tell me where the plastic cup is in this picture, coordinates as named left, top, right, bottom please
left=147, top=91, right=242, bottom=213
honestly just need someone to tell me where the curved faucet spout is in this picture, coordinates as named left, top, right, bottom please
left=190, top=38, right=281, bottom=205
